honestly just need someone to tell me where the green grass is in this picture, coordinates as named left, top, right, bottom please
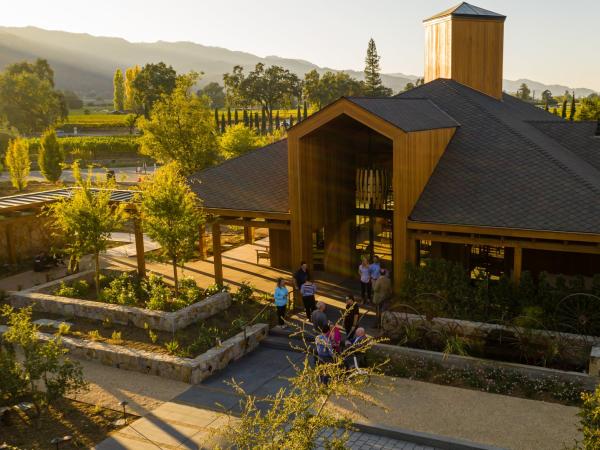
left=62, top=114, right=129, bottom=128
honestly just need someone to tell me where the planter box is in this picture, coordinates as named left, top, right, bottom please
left=1, top=323, right=269, bottom=384
left=8, top=270, right=231, bottom=332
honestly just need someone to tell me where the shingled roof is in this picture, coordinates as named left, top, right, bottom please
left=424, top=2, right=506, bottom=22
left=399, top=79, right=600, bottom=234
left=346, top=97, right=460, bottom=132
left=189, top=139, right=289, bottom=214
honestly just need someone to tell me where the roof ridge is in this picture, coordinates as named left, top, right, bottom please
left=439, top=80, right=600, bottom=196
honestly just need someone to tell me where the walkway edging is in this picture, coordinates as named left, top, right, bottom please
left=353, top=421, right=504, bottom=450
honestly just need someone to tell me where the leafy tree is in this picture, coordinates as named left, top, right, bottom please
left=227, top=107, right=232, bottom=126
left=62, top=90, right=83, bottom=110
left=576, top=96, right=600, bottom=121
left=517, top=83, right=531, bottom=101
left=138, top=72, right=218, bottom=175
left=5, top=137, right=30, bottom=191
left=1, top=305, right=87, bottom=419
left=113, top=68, right=125, bottom=111
left=38, top=128, right=63, bottom=182
left=541, top=89, right=555, bottom=106
left=562, top=99, right=568, bottom=119
left=303, top=70, right=364, bottom=109
left=223, top=63, right=300, bottom=115
left=363, top=38, right=392, bottom=97
left=403, top=82, right=415, bottom=91
left=139, top=162, right=204, bottom=294
left=124, top=114, right=138, bottom=134
left=198, top=81, right=225, bottom=109
left=132, top=62, right=177, bottom=117
left=221, top=113, right=226, bottom=134
left=0, top=59, right=67, bottom=133
left=570, top=92, right=576, bottom=121
left=219, top=123, right=261, bottom=158
left=47, top=163, right=127, bottom=296
left=124, top=65, right=142, bottom=112
left=303, top=101, right=308, bottom=120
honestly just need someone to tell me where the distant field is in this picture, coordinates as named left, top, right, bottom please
left=62, top=113, right=129, bottom=128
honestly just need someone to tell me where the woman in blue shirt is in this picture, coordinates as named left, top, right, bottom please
left=274, top=278, right=289, bottom=328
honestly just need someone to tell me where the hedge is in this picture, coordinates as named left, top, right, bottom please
left=26, top=136, right=140, bottom=159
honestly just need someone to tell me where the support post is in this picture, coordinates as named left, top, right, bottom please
left=133, top=218, right=146, bottom=277
left=243, top=226, right=254, bottom=244
left=198, top=225, right=207, bottom=260
left=212, top=221, right=223, bottom=286
left=512, top=246, right=522, bottom=285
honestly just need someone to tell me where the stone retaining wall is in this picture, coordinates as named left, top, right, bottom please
left=31, top=323, right=269, bottom=384
left=8, top=270, right=231, bottom=332
left=370, top=343, right=599, bottom=390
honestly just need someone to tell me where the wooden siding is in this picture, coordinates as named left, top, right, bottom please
left=392, top=128, right=456, bottom=291
left=269, top=228, right=292, bottom=269
left=424, top=17, right=504, bottom=99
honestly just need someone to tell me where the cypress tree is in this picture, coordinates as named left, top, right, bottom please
left=289, top=115, right=295, bottom=127
left=214, top=109, right=219, bottom=129
left=254, top=112, right=259, bottom=129
left=227, top=107, right=232, bottom=126
left=268, top=110, right=273, bottom=133
left=234, top=109, right=239, bottom=124
left=38, top=128, right=63, bottom=183
left=221, top=113, right=226, bottom=133
left=303, top=101, right=308, bottom=120
left=561, top=99, right=567, bottom=119
left=113, top=68, right=125, bottom=111
left=261, top=108, right=267, bottom=135
left=569, top=91, right=576, bottom=121
left=275, top=111, right=280, bottom=129
left=297, top=104, right=301, bottom=122
left=544, top=102, right=549, bottom=112
left=243, top=109, right=249, bottom=127
left=552, top=107, right=558, bottom=116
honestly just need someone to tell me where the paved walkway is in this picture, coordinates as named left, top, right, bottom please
left=96, top=347, right=440, bottom=450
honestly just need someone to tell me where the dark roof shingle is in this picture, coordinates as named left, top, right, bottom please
left=424, top=2, right=506, bottom=22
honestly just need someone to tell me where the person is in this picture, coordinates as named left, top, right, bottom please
left=328, top=323, right=342, bottom=354
left=311, top=301, right=328, bottom=332
left=369, top=256, right=381, bottom=291
left=373, top=269, right=393, bottom=328
left=315, top=325, right=334, bottom=384
left=343, top=294, right=360, bottom=340
left=273, top=278, right=289, bottom=328
left=293, top=261, right=310, bottom=310
left=345, top=327, right=367, bottom=369
left=300, top=278, right=317, bottom=319
left=358, top=257, right=371, bottom=303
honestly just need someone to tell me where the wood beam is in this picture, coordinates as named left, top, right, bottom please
left=218, top=218, right=290, bottom=230
left=243, top=226, right=254, bottom=244
left=133, top=218, right=146, bottom=277
left=212, top=221, right=223, bottom=286
left=198, top=224, right=207, bottom=260
left=204, top=208, right=290, bottom=221
left=410, top=232, right=600, bottom=255
left=513, top=246, right=522, bottom=284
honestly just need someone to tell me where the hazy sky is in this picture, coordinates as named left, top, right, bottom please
left=3, top=0, right=599, bottom=89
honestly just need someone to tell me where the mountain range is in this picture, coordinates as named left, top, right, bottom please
left=0, top=26, right=596, bottom=99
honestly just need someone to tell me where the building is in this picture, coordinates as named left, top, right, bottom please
left=192, top=2, right=600, bottom=292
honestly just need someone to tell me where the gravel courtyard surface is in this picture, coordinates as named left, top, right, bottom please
left=332, top=376, right=581, bottom=450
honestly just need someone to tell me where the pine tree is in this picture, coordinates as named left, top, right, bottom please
left=254, top=112, right=259, bottom=129
left=227, top=107, right=232, bottom=126
left=364, top=38, right=391, bottom=97
left=570, top=91, right=576, bottom=121
left=275, top=111, right=280, bottom=129
left=5, top=138, right=30, bottom=191
left=234, top=109, right=239, bottom=124
left=297, top=104, right=302, bottom=122
left=561, top=99, right=567, bottom=119
left=261, top=108, right=266, bottom=135
left=303, top=101, right=308, bottom=120
left=221, top=113, right=226, bottom=133
left=113, top=68, right=125, bottom=111
left=38, top=128, right=63, bottom=183
left=215, top=109, right=220, bottom=130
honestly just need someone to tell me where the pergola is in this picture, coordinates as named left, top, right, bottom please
left=0, top=188, right=147, bottom=276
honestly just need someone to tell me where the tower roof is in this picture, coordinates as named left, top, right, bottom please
left=424, top=2, right=506, bottom=22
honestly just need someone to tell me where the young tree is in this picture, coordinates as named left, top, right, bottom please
left=218, top=123, right=261, bottom=158
left=124, top=65, right=142, bottom=112
left=214, top=108, right=220, bottom=130
left=113, top=68, right=125, bottom=111
left=5, top=137, right=30, bottom=191
left=570, top=92, right=576, bottom=121
left=47, top=163, right=127, bottom=296
left=138, top=72, right=218, bottom=175
left=562, top=99, right=568, bottom=119
left=132, top=62, right=177, bottom=117
left=1, top=305, right=87, bottom=419
left=541, top=89, right=554, bottom=106
left=576, top=95, right=600, bottom=120
left=0, top=59, right=67, bottom=133
left=125, top=114, right=138, bottom=134
left=234, top=109, right=239, bottom=124
left=227, top=107, right=232, bottom=126
left=221, top=113, right=226, bottom=134
left=139, top=162, right=204, bottom=294
left=38, top=128, right=63, bottom=182
left=303, top=101, right=308, bottom=120
left=363, top=38, right=392, bottom=97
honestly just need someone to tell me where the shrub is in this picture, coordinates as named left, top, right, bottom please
left=576, top=386, right=600, bottom=449
left=26, top=136, right=140, bottom=161
left=233, top=282, right=254, bottom=304
left=87, top=330, right=101, bottom=341
left=144, top=274, right=172, bottom=311
left=101, top=273, right=140, bottom=306
left=165, top=339, right=180, bottom=355
left=57, top=322, right=71, bottom=335
left=54, top=279, right=90, bottom=298
left=178, top=277, right=202, bottom=306
left=110, top=331, right=122, bottom=344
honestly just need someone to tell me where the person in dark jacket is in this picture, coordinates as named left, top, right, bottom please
left=300, top=278, right=317, bottom=319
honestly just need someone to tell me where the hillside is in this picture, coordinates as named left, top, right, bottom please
left=0, top=26, right=595, bottom=99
